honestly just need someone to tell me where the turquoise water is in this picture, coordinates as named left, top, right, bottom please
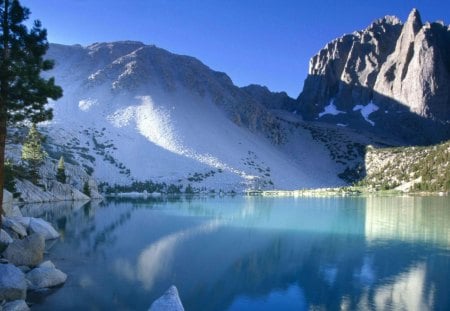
left=26, top=195, right=450, bottom=310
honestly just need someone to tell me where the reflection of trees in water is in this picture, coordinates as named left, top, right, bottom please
left=365, top=196, right=450, bottom=248
left=183, top=229, right=442, bottom=311
left=180, top=196, right=450, bottom=311
left=27, top=196, right=450, bottom=310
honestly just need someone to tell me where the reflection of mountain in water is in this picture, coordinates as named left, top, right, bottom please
left=31, top=196, right=450, bottom=311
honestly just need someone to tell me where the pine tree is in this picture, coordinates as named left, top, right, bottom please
left=56, top=155, right=66, bottom=183
left=21, top=123, right=46, bottom=184
left=83, top=180, right=91, bottom=197
left=0, top=0, right=62, bottom=226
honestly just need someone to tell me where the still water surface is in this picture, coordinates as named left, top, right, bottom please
left=24, top=195, right=450, bottom=310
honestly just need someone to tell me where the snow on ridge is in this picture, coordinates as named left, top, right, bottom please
left=105, top=95, right=251, bottom=179
left=353, top=101, right=379, bottom=126
left=42, top=42, right=346, bottom=191
left=318, top=99, right=346, bottom=118
left=78, top=99, right=99, bottom=111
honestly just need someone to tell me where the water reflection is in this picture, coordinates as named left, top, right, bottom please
left=26, top=195, right=450, bottom=311
left=365, top=196, right=450, bottom=248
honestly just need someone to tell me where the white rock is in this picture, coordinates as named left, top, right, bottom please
left=149, top=286, right=184, bottom=311
left=2, top=190, right=17, bottom=217
left=26, top=266, right=67, bottom=290
left=2, top=218, right=27, bottom=238
left=0, top=229, right=13, bottom=247
left=2, top=300, right=30, bottom=311
left=29, top=218, right=60, bottom=240
left=38, top=260, right=56, bottom=269
left=0, top=264, right=27, bottom=301
left=1, top=229, right=13, bottom=243
left=3, top=234, right=45, bottom=267
left=9, top=217, right=31, bottom=230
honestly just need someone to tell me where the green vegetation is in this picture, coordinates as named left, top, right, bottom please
left=0, top=0, right=62, bottom=222
left=83, top=181, right=91, bottom=197
left=185, top=184, right=194, bottom=194
left=99, top=180, right=186, bottom=195
left=358, top=141, right=450, bottom=192
left=21, top=124, right=46, bottom=184
left=56, top=156, right=66, bottom=183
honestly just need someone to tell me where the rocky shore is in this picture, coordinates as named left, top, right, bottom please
left=0, top=195, right=67, bottom=310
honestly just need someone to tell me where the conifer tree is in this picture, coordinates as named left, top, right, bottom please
left=21, top=123, right=46, bottom=184
left=83, top=180, right=91, bottom=197
left=56, top=155, right=66, bottom=183
left=0, top=0, right=62, bottom=225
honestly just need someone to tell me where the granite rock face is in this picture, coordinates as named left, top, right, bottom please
left=374, top=9, right=450, bottom=120
left=298, top=8, right=450, bottom=143
left=299, top=15, right=401, bottom=116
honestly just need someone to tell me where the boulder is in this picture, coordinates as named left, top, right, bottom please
left=149, top=286, right=184, bottom=311
left=29, top=218, right=60, bottom=240
left=2, top=218, right=27, bottom=238
left=2, top=190, right=18, bottom=217
left=2, top=300, right=30, bottom=311
left=0, top=264, right=27, bottom=301
left=26, top=261, right=67, bottom=290
left=3, top=234, right=45, bottom=267
left=9, top=217, right=31, bottom=230
left=0, top=229, right=13, bottom=253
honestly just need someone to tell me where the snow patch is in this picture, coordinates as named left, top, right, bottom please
left=78, top=99, right=98, bottom=111
left=353, top=102, right=379, bottom=126
left=318, top=99, right=346, bottom=118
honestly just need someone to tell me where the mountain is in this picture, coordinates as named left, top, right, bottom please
left=34, top=41, right=350, bottom=192
left=240, top=85, right=297, bottom=111
left=297, top=8, right=450, bottom=144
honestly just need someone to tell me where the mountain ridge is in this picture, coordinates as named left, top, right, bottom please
left=297, top=8, right=450, bottom=144
left=32, top=41, right=349, bottom=192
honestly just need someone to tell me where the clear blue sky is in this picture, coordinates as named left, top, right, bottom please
left=21, top=0, right=450, bottom=98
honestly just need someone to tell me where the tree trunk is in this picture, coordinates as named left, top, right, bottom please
left=0, top=117, right=6, bottom=226
left=0, top=0, right=10, bottom=227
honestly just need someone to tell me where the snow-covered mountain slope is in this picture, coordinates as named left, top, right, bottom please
left=42, top=41, right=346, bottom=192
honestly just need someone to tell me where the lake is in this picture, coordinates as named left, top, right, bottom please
left=24, top=195, right=450, bottom=311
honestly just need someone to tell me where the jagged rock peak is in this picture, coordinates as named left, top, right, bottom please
left=297, top=8, right=450, bottom=144
left=368, top=15, right=402, bottom=30
left=405, top=8, right=423, bottom=33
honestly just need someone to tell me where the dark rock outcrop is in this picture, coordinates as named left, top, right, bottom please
left=241, top=84, right=297, bottom=111
left=297, top=8, right=450, bottom=143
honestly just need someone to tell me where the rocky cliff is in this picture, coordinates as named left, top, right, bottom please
left=298, top=9, right=450, bottom=144
left=359, top=141, right=450, bottom=192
